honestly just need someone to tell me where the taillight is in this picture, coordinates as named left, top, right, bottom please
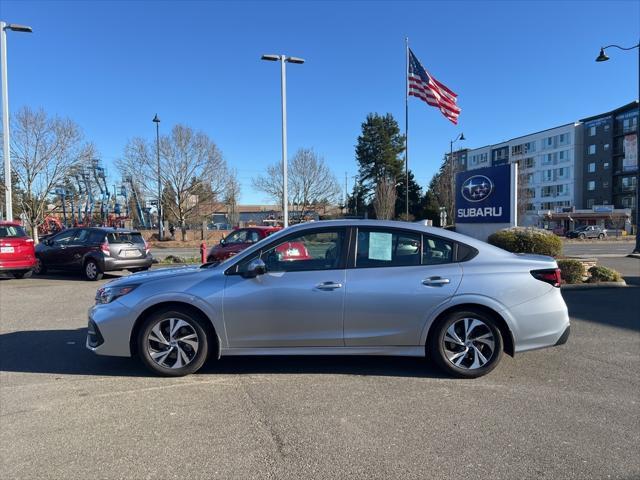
left=101, top=241, right=110, bottom=256
left=144, top=239, right=150, bottom=254
left=531, top=268, right=561, bottom=287
left=25, top=238, right=34, bottom=243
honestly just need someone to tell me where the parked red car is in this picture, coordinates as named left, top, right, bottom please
left=206, top=226, right=311, bottom=263
left=206, top=226, right=281, bottom=262
left=0, top=221, right=36, bottom=278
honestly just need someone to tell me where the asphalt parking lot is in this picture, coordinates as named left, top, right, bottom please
left=1, top=269, right=639, bottom=479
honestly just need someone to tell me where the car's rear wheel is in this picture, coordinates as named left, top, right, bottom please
left=579, top=233, right=586, bottom=239
left=83, top=259, right=103, bottom=281
left=598, top=233, right=605, bottom=240
left=33, top=258, right=46, bottom=275
left=137, top=309, right=210, bottom=376
left=429, top=310, right=504, bottom=378
left=12, top=269, right=32, bottom=279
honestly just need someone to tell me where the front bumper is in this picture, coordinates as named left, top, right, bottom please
left=86, top=301, right=136, bottom=357
left=102, top=255, right=153, bottom=272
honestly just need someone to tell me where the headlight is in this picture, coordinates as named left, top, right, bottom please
left=95, top=284, right=139, bottom=305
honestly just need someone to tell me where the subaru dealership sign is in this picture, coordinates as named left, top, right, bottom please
left=456, top=164, right=512, bottom=223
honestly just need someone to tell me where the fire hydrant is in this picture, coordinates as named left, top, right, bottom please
left=200, top=242, right=207, bottom=263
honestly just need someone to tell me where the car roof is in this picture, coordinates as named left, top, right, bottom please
left=236, top=226, right=281, bottom=231
left=0, top=221, right=23, bottom=226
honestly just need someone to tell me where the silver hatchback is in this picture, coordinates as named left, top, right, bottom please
left=87, top=220, right=570, bottom=378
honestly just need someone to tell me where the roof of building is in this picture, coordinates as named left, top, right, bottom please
left=580, top=101, right=639, bottom=123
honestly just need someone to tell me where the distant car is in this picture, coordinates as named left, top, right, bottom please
left=207, top=226, right=282, bottom=262
left=34, top=227, right=153, bottom=280
left=0, top=221, right=36, bottom=279
left=87, top=219, right=570, bottom=378
left=566, top=225, right=607, bottom=239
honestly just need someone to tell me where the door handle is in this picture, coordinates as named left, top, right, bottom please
left=422, top=276, right=450, bottom=286
left=315, top=281, right=343, bottom=291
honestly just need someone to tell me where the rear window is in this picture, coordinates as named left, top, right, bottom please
left=0, top=225, right=27, bottom=238
left=106, top=232, right=144, bottom=244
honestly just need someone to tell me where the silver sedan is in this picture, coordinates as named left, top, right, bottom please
left=87, top=220, right=570, bottom=378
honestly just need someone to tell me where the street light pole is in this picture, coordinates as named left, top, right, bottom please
left=152, top=114, right=163, bottom=241
left=596, top=41, right=640, bottom=253
left=449, top=133, right=465, bottom=226
left=1, top=21, right=32, bottom=221
left=261, top=54, right=305, bottom=228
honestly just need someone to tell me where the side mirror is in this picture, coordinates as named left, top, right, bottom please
left=219, top=238, right=225, bottom=245
left=241, top=258, right=267, bottom=279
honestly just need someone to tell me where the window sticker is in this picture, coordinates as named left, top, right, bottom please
left=368, top=232, right=392, bottom=261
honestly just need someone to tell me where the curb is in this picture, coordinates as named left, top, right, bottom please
left=561, top=281, right=628, bottom=290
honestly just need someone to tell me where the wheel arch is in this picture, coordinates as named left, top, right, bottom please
left=425, top=303, right=515, bottom=357
left=129, top=301, right=220, bottom=359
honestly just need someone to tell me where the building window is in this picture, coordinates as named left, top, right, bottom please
left=588, top=145, right=596, bottom=155
left=604, top=143, right=610, bottom=151
left=543, top=170, right=553, bottom=182
left=587, top=180, right=596, bottom=191
left=604, top=124, right=610, bottom=132
left=589, top=126, right=596, bottom=136
left=604, top=162, right=610, bottom=169
left=603, top=181, right=609, bottom=189
left=526, top=173, right=533, bottom=185
left=587, top=199, right=595, bottom=208
left=588, top=162, right=596, bottom=173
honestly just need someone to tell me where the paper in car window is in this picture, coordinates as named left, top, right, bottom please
left=368, top=232, right=392, bottom=261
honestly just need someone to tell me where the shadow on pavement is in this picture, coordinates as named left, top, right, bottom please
left=0, top=327, right=445, bottom=379
left=562, top=287, right=640, bottom=332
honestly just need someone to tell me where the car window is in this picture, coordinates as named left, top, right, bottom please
left=73, top=229, right=91, bottom=243
left=247, top=230, right=261, bottom=243
left=356, top=229, right=421, bottom=268
left=88, top=231, right=106, bottom=244
left=225, top=230, right=249, bottom=244
left=107, top=232, right=144, bottom=244
left=256, top=229, right=346, bottom=273
left=52, top=230, right=76, bottom=245
left=0, top=225, right=27, bottom=238
left=423, top=235, right=454, bottom=265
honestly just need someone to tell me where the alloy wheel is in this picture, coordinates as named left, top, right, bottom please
left=85, top=261, right=97, bottom=279
left=147, top=318, right=200, bottom=369
left=443, top=317, right=496, bottom=370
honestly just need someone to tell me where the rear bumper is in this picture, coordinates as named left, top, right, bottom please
left=0, top=258, right=36, bottom=271
left=102, top=255, right=153, bottom=272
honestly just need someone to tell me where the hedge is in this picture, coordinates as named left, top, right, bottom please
left=557, top=259, right=584, bottom=284
left=587, top=265, right=622, bottom=283
left=488, top=228, right=563, bottom=257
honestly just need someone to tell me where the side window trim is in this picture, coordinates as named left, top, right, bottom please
left=225, top=226, right=349, bottom=275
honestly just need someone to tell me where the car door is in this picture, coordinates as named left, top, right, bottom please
left=223, top=227, right=348, bottom=347
left=43, top=229, right=77, bottom=268
left=343, top=228, right=463, bottom=346
left=66, top=229, right=91, bottom=269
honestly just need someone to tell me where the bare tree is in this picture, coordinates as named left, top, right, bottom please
left=119, top=124, right=228, bottom=240
left=4, top=107, right=92, bottom=242
left=373, top=176, right=397, bottom=220
left=430, top=154, right=460, bottom=226
left=224, top=168, right=241, bottom=227
left=252, top=148, right=341, bottom=222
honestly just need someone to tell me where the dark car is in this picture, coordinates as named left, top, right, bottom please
left=0, top=221, right=36, bottom=278
left=566, top=225, right=607, bottom=239
left=34, top=227, right=153, bottom=280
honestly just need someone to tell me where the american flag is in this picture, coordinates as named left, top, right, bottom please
left=408, top=48, right=461, bottom=124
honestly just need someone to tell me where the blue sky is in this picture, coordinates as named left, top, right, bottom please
left=2, top=0, right=639, bottom=203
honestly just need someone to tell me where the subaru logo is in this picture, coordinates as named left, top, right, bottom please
left=461, top=175, right=493, bottom=202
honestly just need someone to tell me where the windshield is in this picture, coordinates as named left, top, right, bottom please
left=107, top=232, right=145, bottom=244
left=0, top=225, right=28, bottom=238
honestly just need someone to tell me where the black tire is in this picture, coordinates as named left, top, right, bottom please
left=12, top=269, right=32, bottom=279
left=428, top=309, right=504, bottom=379
left=33, top=257, right=47, bottom=275
left=129, top=267, right=150, bottom=273
left=579, top=233, right=586, bottom=240
left=137, top=308, right=210, bottom=376
left=598, top=233, right=605, bottom=240
left=83, top=259, right=103, bottom=281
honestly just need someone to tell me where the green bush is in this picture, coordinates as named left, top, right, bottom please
left=488, top=228, right=563, bottom=257
left=557, top=259, right=584, bottom=284
left=587, top=265, right=622, bottom=283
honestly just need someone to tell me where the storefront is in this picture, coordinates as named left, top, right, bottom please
left=538, top=207, right=632, bottom=236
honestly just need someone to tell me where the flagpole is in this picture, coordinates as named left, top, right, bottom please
left=405, top=37, right=409, bottom=219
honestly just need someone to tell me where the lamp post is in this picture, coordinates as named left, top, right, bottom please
left=1, top=21, right=32, bottom=221
left=449, top=133, right=466, bottom=225
left=596, top=41, right=640, bottom=253
left=261, top=54, right=305, bottom=228
left=152, top=114, right=163, bottom=241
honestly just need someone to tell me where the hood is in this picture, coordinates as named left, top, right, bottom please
left=106, top=265, right=206, bottom=287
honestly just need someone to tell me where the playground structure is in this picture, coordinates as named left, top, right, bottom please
left=45, top=159, right=152, bottom=232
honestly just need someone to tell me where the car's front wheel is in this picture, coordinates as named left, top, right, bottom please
left=137, top=308, right=210, bottom=376
left=598, top=233, right=605, bottom=240
left=429, top=310, right=504, bottom=378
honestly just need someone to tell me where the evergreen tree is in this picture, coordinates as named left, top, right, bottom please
left=395, top=170, right=423, bottom=220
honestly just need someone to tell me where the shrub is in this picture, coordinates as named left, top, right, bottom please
left=587, top=265, right=622, bottom=283
left=557, top=259, right=584, bottom=284
left=488, top=228, right=563, bottom=257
